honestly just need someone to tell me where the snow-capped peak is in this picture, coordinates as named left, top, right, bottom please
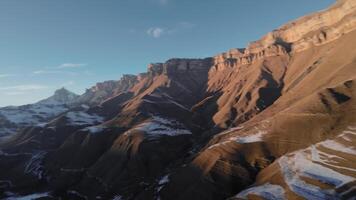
left=38, top=87, right=79, bottom=105
left=0, top=88, right=79, bottom=137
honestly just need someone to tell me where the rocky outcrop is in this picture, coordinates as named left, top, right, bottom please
left=249, top=0, right=356, bottom=52
left=76, top=75, right=138, bottom=106
left=148, top=58, right=213, bottom=76
left=114, top=74, right=139, bottom=94
left=148, top=63, right=164, bottom=76
left=212, top=45, right=288, bottom=71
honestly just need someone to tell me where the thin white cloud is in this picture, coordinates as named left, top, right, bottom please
left=33, top=70, right=62, bottom=75
left=32, top=63, right=87, bottom=75
left=147, top=27, right=165, bottom=38
left=32, top=70, right=78, bottom=76
left=0, top=84, right=48, bottom=91
left=146, top=22, right=195, bottom=38
left=0, top=74, right=15, bottom=78
left=57, top=63, right=87, bottom=69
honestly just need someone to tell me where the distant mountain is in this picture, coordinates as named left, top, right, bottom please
left=0, top=88, right=79, bottom=136
left=0, top=0, right=355, bottom=199
left=38, top=87, right=79, bottom=105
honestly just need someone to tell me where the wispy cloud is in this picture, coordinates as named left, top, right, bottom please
left=147, top=27, right=165, bottom=38
left=57, top=63, right=87, bottom=69
left=32, top=63, right=87, bottom=76
left=0, top=74, right=16, bottom=78
left=0, top=84, right=48, bottom=91
left=33, top=70, right=63, bottom=75
left=146, top=22, right=195, bottom=38
left=32, top=70, right=78, bottom=76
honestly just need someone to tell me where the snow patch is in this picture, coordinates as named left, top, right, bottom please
left=159, top=175, right=170, bottom=185
left=167, top=99, right=190, bottom=111
left=0, top=150, right=32, bottom=157
left=207, top=125, right=246, bottom=149
left=277, top=130, right=356, bottom=200
left=236, top=183, right=286, bottom=200
left=81, top=126, right=106, bottom=134
left=208, top=140, right=232, bottom=150
left=156, top=174, right=170, bottom=200
left=278, top=154, right=347, bottom=199
left=24, top=151, right=47, bottom=179
left=236, top=130, right=266, bottom=143
left=0, top=104, right=68, bottom=125
left=135, top=116, right=191, bottom=137
left=219, top=126, right=244, bottom=136
left=112, top=195, right=123, bottom=200
left=81, top=104, right=90, bottom=110
left=66, top=111, right=104, bottom=126
left=320, top=140, right=356, bottom=155
left=0, top=100, right=71, bottom=136
left=5, top=192, right=51, bottom=200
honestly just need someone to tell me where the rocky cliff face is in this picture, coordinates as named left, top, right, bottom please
left=249, top=0, right=356, bottom=52
left=0, top=0, right=356, bottom=199
left=75, top=74, right=139, bottom=106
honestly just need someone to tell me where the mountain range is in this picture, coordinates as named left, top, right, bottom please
left=0, top=0, right=356, bottom=199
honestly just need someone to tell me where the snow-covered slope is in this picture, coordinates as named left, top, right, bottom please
left=0, top=88, right=79, bottom=136
left=233, top=126, right=356, bottom=200
left=132, top=116, right=192, bottom=137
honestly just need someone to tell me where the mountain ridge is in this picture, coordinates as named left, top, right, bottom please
left=0, top=0, right=355, bottom=199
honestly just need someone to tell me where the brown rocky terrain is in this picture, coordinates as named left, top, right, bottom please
left=0, top=0, right=356, bottom=199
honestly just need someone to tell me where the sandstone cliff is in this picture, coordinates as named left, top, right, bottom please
left=0, top=0, right=355, bottom=200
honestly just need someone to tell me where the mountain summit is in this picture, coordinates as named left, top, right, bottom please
left=38, top=87, right=79, bottom=105
left=0, top=88, right=79, bottom=136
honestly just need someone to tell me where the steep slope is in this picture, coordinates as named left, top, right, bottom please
left=159, top=0, right=356, bottom=199
left=197, top=45, right=289, bottom=128
left=39, top=58, right=213, bottom=199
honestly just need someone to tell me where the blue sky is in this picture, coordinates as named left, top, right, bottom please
left=0, top=0, right=334, bottom=106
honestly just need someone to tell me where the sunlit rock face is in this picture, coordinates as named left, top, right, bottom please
left=1, top=0, right=356, bottom=199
